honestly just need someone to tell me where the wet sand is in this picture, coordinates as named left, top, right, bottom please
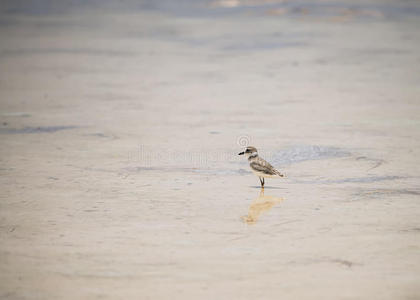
left=1, top=1, right=420, bottom=299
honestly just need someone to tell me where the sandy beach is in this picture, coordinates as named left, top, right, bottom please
left=1, top=1, right=420, bottom=299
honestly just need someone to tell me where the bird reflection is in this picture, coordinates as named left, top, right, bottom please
left=242, top=188, right=284, bottom=224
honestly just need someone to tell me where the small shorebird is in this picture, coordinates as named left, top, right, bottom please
left=238, top=146, right=284, bottom=187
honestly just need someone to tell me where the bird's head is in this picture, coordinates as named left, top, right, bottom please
left=238, top=146, right=258, bottom=158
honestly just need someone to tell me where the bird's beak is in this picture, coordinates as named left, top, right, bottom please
left=238, top=151, right=244, bottom=155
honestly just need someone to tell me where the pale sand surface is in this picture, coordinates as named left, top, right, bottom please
left=1, top=1, right=420, bottom=299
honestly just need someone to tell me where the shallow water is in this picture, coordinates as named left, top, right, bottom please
left=0, top=125, right=78, bottom=134
left=0, top=1, right=420, bottom=299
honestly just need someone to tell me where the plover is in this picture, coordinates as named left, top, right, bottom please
left=238, top=146, right=284, bottom=187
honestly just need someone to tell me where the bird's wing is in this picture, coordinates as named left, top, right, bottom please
left=250, top=158, right=283, bottom=176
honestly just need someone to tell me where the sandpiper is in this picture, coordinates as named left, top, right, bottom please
left=238, top=146, right=284, bottom=187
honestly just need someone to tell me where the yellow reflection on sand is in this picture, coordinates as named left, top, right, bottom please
left=241, top=188, right=284, bottom=224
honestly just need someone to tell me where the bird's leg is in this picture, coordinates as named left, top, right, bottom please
left=262, top=177, right=265, bottom=187
left=259, top=177, right=263, bottom=187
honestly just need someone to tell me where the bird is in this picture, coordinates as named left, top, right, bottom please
left=238, top=146, right=284, bottom=187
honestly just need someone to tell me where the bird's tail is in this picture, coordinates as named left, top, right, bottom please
left=276, top=170, right=285, bottom=177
